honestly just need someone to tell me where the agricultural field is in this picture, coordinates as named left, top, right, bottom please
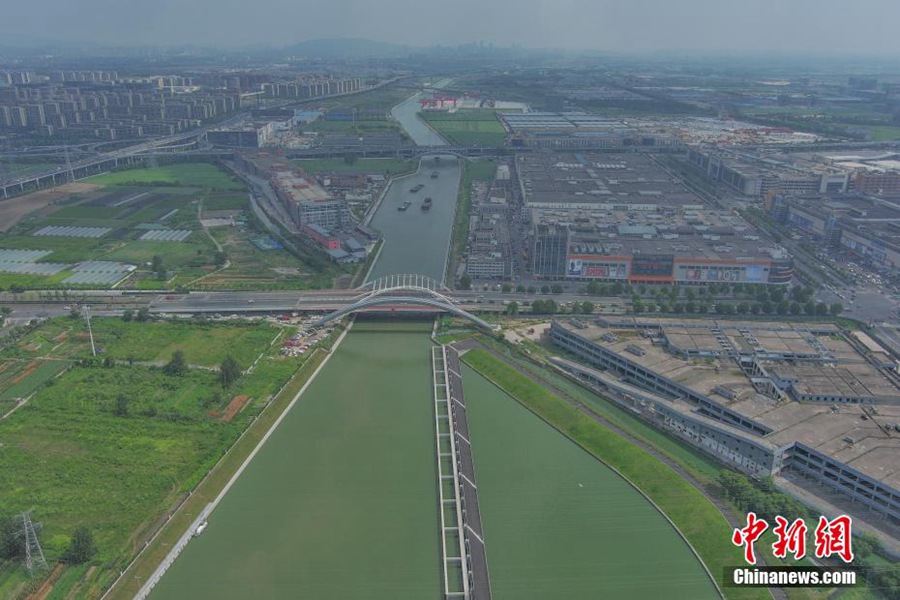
left=0, top=359, right=70, bottom=415
left=84, top=164, right=244, bottom=190
left=0, top=316, right=308, bottom=599
left=194, top=224, right=340, bottom=290
left=420, top=110, right=508, bottom=146
left=0, top=162, right=351, bottom=290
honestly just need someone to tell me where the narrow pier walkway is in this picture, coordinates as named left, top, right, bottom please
left=444, top=345, right=492, bottom=600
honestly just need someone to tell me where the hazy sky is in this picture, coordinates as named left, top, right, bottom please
left=4, top=0, right=900, bottom=55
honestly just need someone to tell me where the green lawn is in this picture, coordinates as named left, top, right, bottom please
left=421, top=110, right=507, bottom=146
left=479, top=339, right=723, bottom=482
left=86, top=164, right=244, bottom=190
left=462, top=348, right=768, bottom=600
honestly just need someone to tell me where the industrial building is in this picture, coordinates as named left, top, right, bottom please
left=550, top=318, right=900, bottom=527
left=687, top=147, right=850, bottom=196
left=768, top=193, right=900, bottom=270
left=518, top=153, right=792, bottom=285
left=501, top=112, right=680, bottom=150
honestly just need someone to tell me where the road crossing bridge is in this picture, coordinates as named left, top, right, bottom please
left=313, top=274, right=498, bottom=331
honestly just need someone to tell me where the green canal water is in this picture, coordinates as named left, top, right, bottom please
left=150, top=322, right=441, bottom=600
left=462, top=364, right=719, bottom=600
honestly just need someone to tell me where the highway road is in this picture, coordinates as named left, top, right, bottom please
left=0, top=290, right=628, bottom=324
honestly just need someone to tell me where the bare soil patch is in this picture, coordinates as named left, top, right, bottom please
left=0, top=182, right=103, bottom=232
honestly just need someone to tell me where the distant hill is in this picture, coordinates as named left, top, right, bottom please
left=285, top=38, right=413, bottom=58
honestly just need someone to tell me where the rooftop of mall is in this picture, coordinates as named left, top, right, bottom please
left=522, top=153, right=784, bottom=262
left=518, top=152, right=702, bottom=208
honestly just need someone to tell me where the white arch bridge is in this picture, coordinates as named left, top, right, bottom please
left=313, top=274, right=498, bottom=331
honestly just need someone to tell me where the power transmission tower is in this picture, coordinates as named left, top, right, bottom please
left=83, top=305, right=96, bottom=356
left=17, top=510, right=48, bottom=574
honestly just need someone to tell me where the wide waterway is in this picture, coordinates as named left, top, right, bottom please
left=366, top=156, right=461, bottom=282
left=390, top=81, right=451, bottom=147
left=364, top=84, right=462, bottom=283
left=463, top=364, right=719, bottom=600
left=150, top=322, right=441, bottom=600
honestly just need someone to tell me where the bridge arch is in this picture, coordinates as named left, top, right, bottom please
left=358, top=274, right=454, bottom=304
left=313, top=296, right=497, bottom=331
left=315, top=274, right=497, bottom=330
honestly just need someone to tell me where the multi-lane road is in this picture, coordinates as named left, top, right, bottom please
left=0, top=289, right=628, bottom=325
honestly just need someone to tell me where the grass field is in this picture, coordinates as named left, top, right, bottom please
left=295, top=158, right=416, bottom=176
left=147, top=321, right=441, bottom=600
left=0, top=317, right=305, bottom=598
left=85, top=164, right=244, bottom=190
left=462, top=348, right=768, bottom=600
left=463, top=364, right=719, bottom=599
left=88, top=319, right=278, bottom=367
left=420, top=110, right=507, bottom=146
left=313, top=85, right=413, bottom=112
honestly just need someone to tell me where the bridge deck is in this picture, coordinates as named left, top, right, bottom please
left=444, top=345, right=492, bottom=600
left=432, top=346, right=470, bottom=599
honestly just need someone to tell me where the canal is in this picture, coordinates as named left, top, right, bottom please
left=365, top=84, right=462, bottom=283
left=150, top=322, right=441, bottom=600
left=462, top=364, right=719, bottom=600
left=366, top=156, right=461, bottom=282
left=390, top=82, right=451, bottom=147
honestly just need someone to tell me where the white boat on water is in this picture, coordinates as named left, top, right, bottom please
left=193, top=520, right=208, bottom=537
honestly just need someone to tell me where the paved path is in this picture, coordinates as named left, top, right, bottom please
left=445, top=345, right=492, bottom=600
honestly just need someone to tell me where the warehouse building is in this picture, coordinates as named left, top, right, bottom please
left=519, top=153, right=791, bottom=285
left=550, top=319, right=900, bottom=527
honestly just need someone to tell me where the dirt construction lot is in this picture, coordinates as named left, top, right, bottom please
left=0, top=183, right=103, bottom=232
